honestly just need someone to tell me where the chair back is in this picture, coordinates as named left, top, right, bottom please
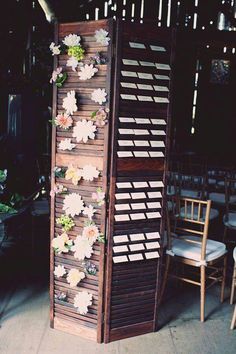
left=179, top=173, right=206, bottom=200
left=225, top=178, right=236, bottom=218
left=166, top=197, right=211, bottom=262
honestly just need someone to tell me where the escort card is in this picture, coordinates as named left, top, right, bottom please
left=115, top=193, right=131, bottom=199
left=116, top=182, right=132, bottom=188
left=135, top=118, right=151, bottom=124
left=155, top=63, right=171, bottom=70
left=149, top=181, right=164, bottom=188
left=131, top=203, right=146, bottom=210
left=128, top=254, right=144, bottom=261
left=139, top=61, right=156, bottom=67
left=118, top=140, right=134, bottom=146
left=147, top=191, right=162, bottom=198
left=150, top=45, right=166, bottom=52
left=134, top=141, right=149, bottom=146
left=122, top=59, right=139, bottom=65
left=153, top=85, right=169, bottom=92
left=150, top=141, right=165, bottom=147
left=115, top=204, right=130, bottom=211
left=121, top=71, right=138, bottom=77
left=145, top=242, right=160, bottom=249
left=119, top=117, right=135, bottom=123
left=113, top=255, right=128, bottom=263
left=133, top=181, right=148, bottom=188
left=114, top=214, right=130, bottom=222
left=113, top=245, right=129, bottom=253
left=154, top=97, right=169, bottom=103
left=131, top=192, right=146, bottom=199
left=154, top=74, right=170, bottom=80
left=121, top=82, right=137, bottom=89
left=117, top=151, right=133, bottom=157
left=145, top=252, right=160, bottom=259
left=130, top=213, right=146, bottom=220
left=119, top=129, right=134, bottom=134
left=129, top=233, right=145, bottom=241
left=137, top=96, right=153, bottom=102
left=134, top=129, right=149, bottom=135
left=129, top=244, right=145, bottom=251
left=134, top=151, right=149, bottom=157
left=121, top=94, right=137, bottom=100
left=145, top=232, right=160, bottom=239
left=138, top=72, right=153, bottom=80
left=147, top=202, right=161, bottom=209
left=129, top=42, right=146, bottom=49
left=146, top=212, right=161, bottom=219
left=151, top=130, right=166, bottom=135
left=137, top=84, right=153, bottom=90
left=149, top=152, right=164, bottom=157
left=151, top=119, right=166, bottom=125
left=113, top=235, right=129, bottom=243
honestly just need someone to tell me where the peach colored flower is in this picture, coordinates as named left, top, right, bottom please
left=55, top=113, right=73, bottom=129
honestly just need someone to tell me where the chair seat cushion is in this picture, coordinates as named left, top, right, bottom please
left=209, top=192, right=236, bottom=205
left=169, top=236, right=226, bottom=263
left=233, top=247, right=236, bottom=263
left=223, top=212, right=236, bottom=228
left=180, top=189, right=199, bottom=198
left=167, top=185, right=175, bottom=196
left=180, top=205, right=219, bottom=221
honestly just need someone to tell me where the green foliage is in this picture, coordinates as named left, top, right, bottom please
left=68, top=45, right=85, bottom=61
left=56, top=215, right=75, bottom=232
left=0, top=203, right=17, bottom=214
left=55, top=72, right=67, bottom=88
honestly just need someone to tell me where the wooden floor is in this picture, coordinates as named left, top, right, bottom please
left=0, top=268, right=236, bottom=354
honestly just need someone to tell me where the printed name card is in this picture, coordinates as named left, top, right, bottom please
left=116, top=182, right=132, bottom=188
left=155, top=63, right=171, bottom=70
left=114, top=214, right=130, bottom=222
left=119, top=129, right=134, bottom=134
left=155, top=74, right=170, bottom=80
left=138, top=72, right=153, bottom=80
left=153, top=85, right=169, bottom=92
left=115, top=193, right=131, bottom=199
left=150, top=45, right=166, bottom=52
left=134, top=140, right=149, bottom=146
left=131, top=192, right=146, bottom=199
left=134, top=129, right=149, bottom=135
left=151, top=130, right=166, bottom=135
left=113, top=235, right=129, bottom=243
left=154, top=97, right=169, bottom=103
left=121, top=71, right=138, bottom=77
left=151, top=119, right=166, bottom=125
left=131, top=203, right=146, bottom=210
left=129, top=243, right=145, bottom=251
left=146, top=212, right=161, bottom=219
left=121, top=82, right=137, bottom=89
left=145, top=252, right=160, bottom=259
left=147, top=191, right=162, bottom=198
left=146, top=232, right=160, bottom=239
left=130, top=213, right=146, bottom=220
left=149, top=181, right=164, bottom=188
left=118, top=140, right=134, bottom=146
left=122, top=59, right=139, bottom=65
left=119, top=117, right=135, bottom=123
left=133, top=181, right=148, bottom=188
left=130, top=233, right=145, bottom=241
left=115, top=204, right=130, bottom=211
left=135, top=118, right=151, bottom=124
left=137, top=96, right=153, bottom=102
left=128, top=254, right=144, bottom=261
left=121, top=94, right=137, bottom=100
left=145, top=242, right=160, bottom=249
left=149, top=152, right=164, bottom=157
left=117, top=151, right=133, bottom=157
left=147, top=202, right=161, bottom=209
left=129, top=42, right=146, bottom=49
left=139, top=61, right=156, bottom=67
left=113, top=255, right=128, bottom=263
left=150, top=141, right=165, bottom=147
left=137, top=84, right=153, bottom=90
left=134, top=151, right=149, bottom=157
left=113, top=245, right=129, bottom=253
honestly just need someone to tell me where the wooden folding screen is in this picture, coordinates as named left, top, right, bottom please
left=50, top=19, right=175, bottom=343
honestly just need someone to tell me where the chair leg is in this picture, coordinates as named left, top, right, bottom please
left=220, top=255, right=227, bottom=303
left=230, top=305, right=236, bottom=330
left=200, top=265, right=206, bottom=322
left=158, top=255, right=171, bottom=306
left=230, top=263, right=236, bottom=305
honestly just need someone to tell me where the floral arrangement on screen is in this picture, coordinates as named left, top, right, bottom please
left=52, top=233, right=72, bottom=254
left=94, top=29, right=110, bottom=46
left=91, top=107, right=109, bottom=126
left=56, top=215, right=75, bottom=232
left=63, top=33, right=85, bottom=62
left=74, top=291, right=93, bottom=315
left=72, top=120, right=97, bottom=143
left=50, top=67, right=67, bottom=87
left=52, top=113, right=73, bottom=130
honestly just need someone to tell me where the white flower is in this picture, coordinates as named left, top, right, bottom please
left=72, top=120, right=97, bottom=143
left=78, top=64, right=98, bottom=80
left=91, top=88, right=107, bottom=105
left=63, top=34, right=81, bottom=47
left=67, top=268, right=85, bottom=287
left=74, top=291, right=93, bottom=315
left=52, top=233, right=72, bottom=254
left=83, top=205, right=96, bottom=220
left=94, top=29, right=110, bottom=46
left=82, top=224, right=99, bottom=245
left=82, top=164, right=100, bottom=181
left=58, top=138, right=76, bottom=151
left=54, top=265, right=66, bottom=278
left=66, top=56, right=79, bottom=71
left=49, top=42, right=61, bottom=55
left=62, top=90, right=78, bottom=115
left=62, top=193, right=84, bottom=217
left=71, top=235, right=93, bottom=260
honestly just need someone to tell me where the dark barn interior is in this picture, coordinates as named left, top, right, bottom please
left=1, top=0, right=236, bottom=352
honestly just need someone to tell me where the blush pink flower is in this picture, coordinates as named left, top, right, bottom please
left=54, top=113, right=73, bottom=130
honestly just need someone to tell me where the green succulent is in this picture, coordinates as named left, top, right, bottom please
left=68, top=45, right=85, bottom=61
left=56, top=215, right=75, bottom=232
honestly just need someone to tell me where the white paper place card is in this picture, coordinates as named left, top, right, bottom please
left=115, top=214, right=130, bottom=222
left=129, top=243, right=145, bottom=251
left=134, top=151, right=149, bottom=157
left=121, top=94, right=137, bottom=100
left=119, top=128, right=134, bottom=134
left=153, top=85, right=169, bottom=92
left=113, top=245, right=129, bottom=253
left=145, top=241, right=160, bottom=249
left=139, top=61, right=156, bottom=67
left=119, top=117, right=135, bottom=123
left=117, top=151, right=133, bottom=157
left=147, top=202, right=161, bottom=209
left=149, top=152, right=164, bottom=157
left=116, top=182, right=132, bottom=188
left=155, top=63, right=171, bottom=70
left=113, top=235, right=129, bottom=243
left=145, top=252, right=160, bottom=259
left=134, top=140, right=149, bottom=147
left=154, top=97, right=169, bottom=103
left=137, top=96, right=153, bottom=102
left=115, top=193, right=131, bottom=200
left=113, top=255, right=128, bottom=263
left=148, top=191, right=162, bottom=198
left=150, top=141, right=165, bottom=147
left=146, top=212, right=161, bottom=219
left=151, top=119, right=166, bottom=125
left=134, top=129, right=149, bottom=135
left=135, top=118, right=151, bottom=124
left=118, top=140, right=134, bottom=146
left=130, top=213, right=146, bottom=220
left=129, top=42, right=146, bottom=49
left=131, top=192, right=146, bottom=199
left=131, top=203, right=146, bottom=210
left=137, top=84, right=153, bottom=90
left=138, top=72, right=153, bottom=80
left=133, top=181, right=148, bottom=188
left=121, top=82, right=137, bottom=89
left=122, top=59, right=139, bottom=65
left=115, top=204, right=130, bottom=211
left=129, top=233, right=145, bottom=241
left=151, top=130, right=166, bottom=135
left=128, top=253, right=144, bottom=261
left=121, top=71, right=138, bottom=77
left=146, top=232, right=160, bottom=239
left=150, top=45, right=166, bottom=52
left=149, top=181, right=164, bottom=188
left=155, top=74, right=170, bottom=80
